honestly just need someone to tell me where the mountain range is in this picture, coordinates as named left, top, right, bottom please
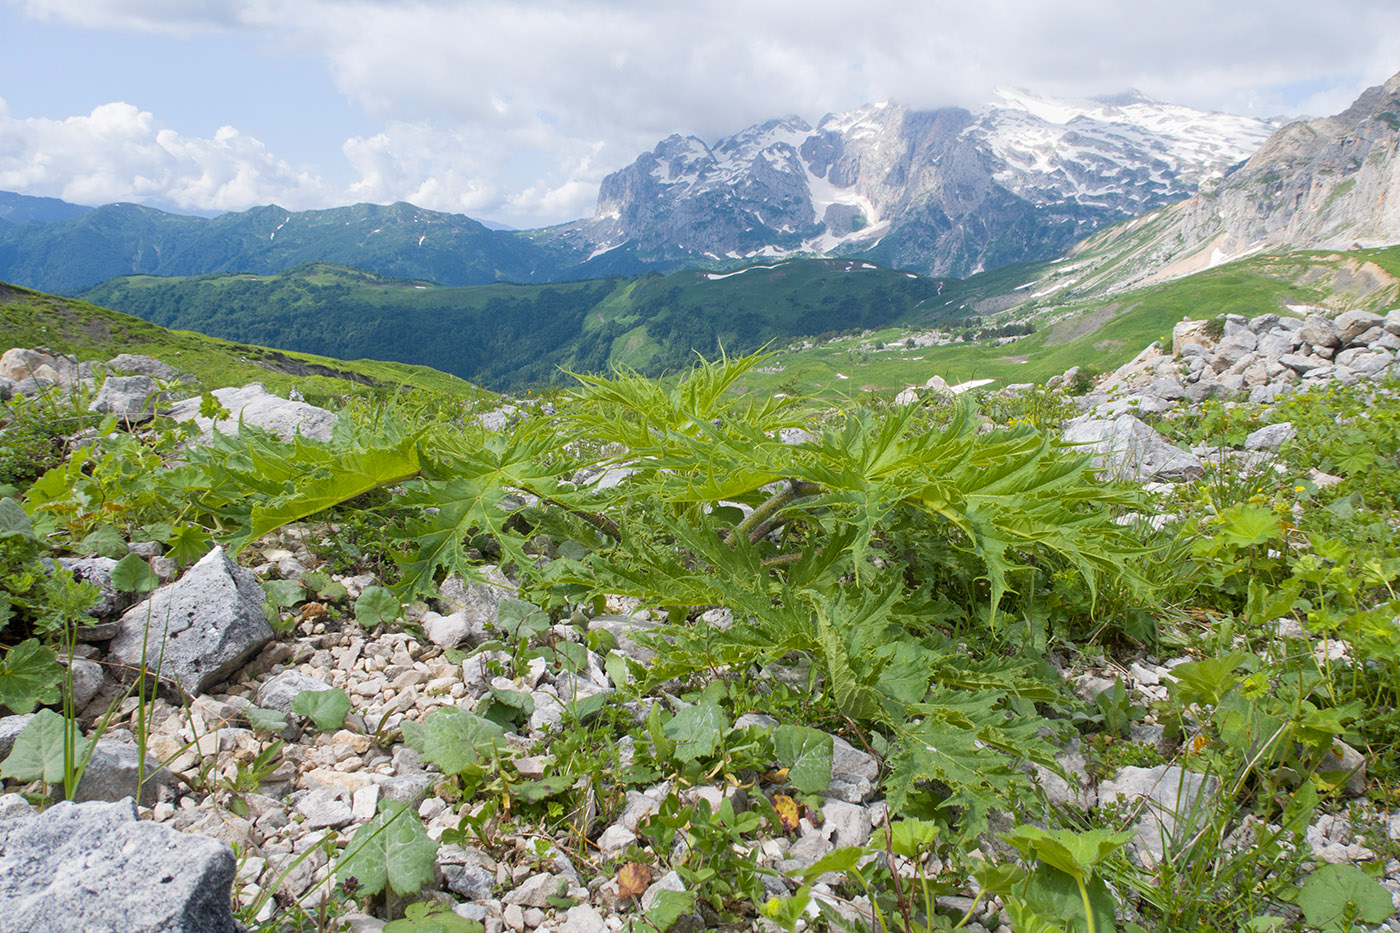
left=553, top=90, right=1273, bottom=278
left=0, top=88, right=1274, bottom=295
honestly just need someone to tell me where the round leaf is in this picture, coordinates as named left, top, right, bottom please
left=354, top=586, right=401, bottom=628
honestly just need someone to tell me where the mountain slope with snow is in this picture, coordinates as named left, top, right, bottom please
left=548, top=91, right=1275, bottom=278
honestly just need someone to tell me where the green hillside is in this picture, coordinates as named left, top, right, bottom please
left=0, top=280, right=483, bottom=402
left=78, top=259, right=950, bottom=391
left=745, top=245, right=1400, bottom=396
left=0, top=200, right=564, bottom=294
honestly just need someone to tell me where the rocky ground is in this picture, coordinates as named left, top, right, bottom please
left=1, top=326, right=1400, bottom=932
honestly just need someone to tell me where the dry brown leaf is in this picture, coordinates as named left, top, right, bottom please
left=615, top=861, right=653, bottom=899
left=762, top=768, right=790, bottom=784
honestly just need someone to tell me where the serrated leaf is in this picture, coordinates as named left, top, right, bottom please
left=795, top=845, right=864, bottom=883
left=290, top=688, right=350, bottom=730
left=0, top=639, right=63, bottom=714
left=774, top=725, right=833, bottom=795
left=417, top=706, right=505, bottom=775
left=1003, top=825, right=1134, bottom=881
left=163, top=523, right=212, bottom=566
left=0, top=708, right=91, bottom=783
left=242, top=436, right=422, bottom=549
left=354, top=585, right=401, bottom=627
left=662, top=699, right=728, bottom=763
left=335, top=800, right=438, bottom=897
left=384, top=901, right=483, bottom=933
left=0, top=497, right=34, bottom=538
left=645, top=889, right=697, bottom=932
left=110, top=553, right=160, bottom=594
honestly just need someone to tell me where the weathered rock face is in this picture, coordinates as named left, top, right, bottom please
left=557, top=91, right=1270, bottom=278
left=1062, top=414, right=1204, bottom=483
left=88, top=374, right=165, bottom=423
left=0, top=795, right=239, bottom=933
left=1052, top=70, right=1400, bottom=295
left=167, top=382, right=336, bottom=443
left=107, top=546, right=273, bottom=695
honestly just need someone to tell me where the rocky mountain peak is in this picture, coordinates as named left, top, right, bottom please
left=1060, top=69, right=1400, bottom=296
left=570, top=88, right=1274, bottom=278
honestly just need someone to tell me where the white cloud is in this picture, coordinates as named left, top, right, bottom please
left=0, top=96, right=329, bottom=210
left=7, top=0, right=1400, bottom=224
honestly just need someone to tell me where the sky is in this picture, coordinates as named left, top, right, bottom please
left=1, top=1, right=1398, bottom=229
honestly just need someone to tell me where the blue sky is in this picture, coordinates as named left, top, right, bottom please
left=2, top=0, right=1398, bottom=227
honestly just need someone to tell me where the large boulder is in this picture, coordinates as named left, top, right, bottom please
left=167, top=382, right=336, bottom=443
left=1098, top=765, right=1219, bottom=866
left=0, top=795, right=239, bottom=933
left=106, top=353, right=179, bottom=380
left=1333, top=310, right=1384, bottom=345
left=107, top=547, right=273, bottom=696
left=88, top=375, right=164, bottom=423
left=1062, top=415, right=1203, bottom=483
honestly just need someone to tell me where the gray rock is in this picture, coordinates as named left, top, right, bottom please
left=821, top=799, right=872, bottom=848
left=503, top=872, right=557, bottom=907
left=378, top=772, right=437, bottom=808
left=88, top=375, right=163, bottom=423
left=1299, top=314, right=1341, bottom=349
left=1184, top=378, right=1229, bottom=404
left=589, top=613, right=659, bottom=663
left=442, top=862, right=495, bottom=900
left=1248, top=313, right=1281, bottom=334
left=107, top=547, right=274, bottom=696
left=421, top=610, right=480, bottom=649
left=0, top=795, right=238, bottom=933
left=106, top=354, right=179, bottom=380
left=563, top=904, right=609, bottom=933
left=64, top=658, right=106, bottom=709
left=56, top=555, right=135, bottom=633
left=1334, top=310, right=1384, bottom=345
left=1278, top=353, right=1327, bottom=375
left=1062, top=414, right=1204, bottom=483
left=1384, top=309, right=1400, bottom=335
left=168, top=382, right=336, bottom=443
left=1244, top=422, right=1296, bottom=452
left=1317, top=740, right=1368, bottom=797
left=256, top=670, right=333, bottom=716
left=294, top=789, right=353, bottom=830
left=1249, top=383, right=1293, bottom=404
left=1145, top=376, right=1186, bottom=400
left=433, top=565, right=515, bottom=636
left=1334, top=347, right=1392, bottom=375
left=1212, top=330, right=1257, bottom=368
left=1255, top=332, right=1296, bottom=361
left=828, top=735, right=879, bottom=803
left=779, top=427, right=818, bottom=445
left=0, top=714, right=36, bottom=760
left=71, top=738, right=178, bottom=807
left=1099, top=765, right=1220, bottom=866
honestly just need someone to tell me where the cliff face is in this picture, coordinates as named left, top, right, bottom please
left=1058, top=71, right=1400, bottom=296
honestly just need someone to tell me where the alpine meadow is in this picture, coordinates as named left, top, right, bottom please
left=2, top=17, right=1400, bottom=933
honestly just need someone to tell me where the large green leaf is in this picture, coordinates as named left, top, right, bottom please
left=0, top=639, right=62, bottom=714
left=414, top=706, right=506, bottom=775
left=1299, top=863, right=1395, bottom=929
left=0, top=708, right=91, bottom=783
left=774, top=725, right=833, bottom=795
left=291, top=688, right=351, bottom=730
left=230, top=433, right=422, bottom=553
left=335, top=800, right=438, bottom=897
left=663, top=699, right=728, bottom=763
left=0, top=497, right=34, bottom=538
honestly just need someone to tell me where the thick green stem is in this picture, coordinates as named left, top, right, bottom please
left=729, top=479, right=821, bottom=544
left=1076, top=873, right=1095, bottom=933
